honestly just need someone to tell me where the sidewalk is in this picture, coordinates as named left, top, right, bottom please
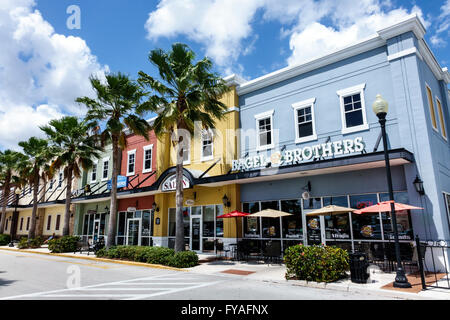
left=1, top=246, right=448, bottom=300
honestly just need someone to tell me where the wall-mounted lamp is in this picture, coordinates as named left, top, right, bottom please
left=413, top=176, right=425, bottom=195
left=152, top=202, right=160, bottom=212
left=84, top=184, right=91, bottom=193
left=222, top=194, right=231, bottom=207
left=302, top=181, right=312, bottom=192
left=104, top=205, right=110, bottom=214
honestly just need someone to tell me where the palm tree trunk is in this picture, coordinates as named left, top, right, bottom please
left=174, top=133, right=185, bottom=253
left=0, top=175, right=11, bottom=234
left=62, top=166, right=73, bottom=236
left=106, top=138, right=119, bottom=248
left=28, top=170, right=39, bottom=239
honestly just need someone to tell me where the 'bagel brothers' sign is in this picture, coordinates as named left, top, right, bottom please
left=232, top=137, right=365, bottom=172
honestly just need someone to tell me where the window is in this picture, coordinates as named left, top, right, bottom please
left=201, top=130, right=213, bottom=161
left=49, top=179, right=54, bottom=190
left=350, top=194, right=381, bottom=240
left=57, top=171, right=63, bottom=189
left=436, top=97, right=447, bottom=140
left=243, top=202, right=261, bottom=238
left=292, top=98, right=317, bottom=143
left=102, top=158, right=109, bottom=180
left=182, top=143, right=190, bottom=165
left=337, top=84, right=369, bottom=134
left=445, top=193, right=450, bottom=231
left=142, top=145, right=153, bottom=173
left=255, top=110, right=274, bottom=151
left=323, top=196, right=351, bottom=240
left=55, top=215, right=61, bottom=231
left=46, top=215, right=52, bottom=231
left=26, top=217, right=30, bottom=231
left=91, top=162, right=98, bottom=182
left=425, top=85, right=438, bottom=131
left=127, top=151, right=136, bottom=176
left=19, top=218, right=24, bottom=231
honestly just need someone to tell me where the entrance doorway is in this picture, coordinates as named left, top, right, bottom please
left=305, top=213, right=322, bottom=245
left=126, top=218, right=141, bottom=246
left=93, top=219, right=101, bottom=242
left=191, top=217, right=201, bottom=252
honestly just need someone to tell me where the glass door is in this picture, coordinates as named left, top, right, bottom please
left=305, top=214, right=322, bottom=245
left=126, top=218, right=141, bottom=246
left=191, top=217, right=201, bottom=252
left=93, top=219, right=100, bottom=242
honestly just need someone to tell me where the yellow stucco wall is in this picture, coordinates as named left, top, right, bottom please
left=42, top=206, right=65, bottom=236
left=16, top=209, right=33, bottom=236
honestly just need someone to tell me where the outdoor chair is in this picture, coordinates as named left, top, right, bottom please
left=74, top=239, right=95, bottom=255
left=263, top=241, right=282, bottom=264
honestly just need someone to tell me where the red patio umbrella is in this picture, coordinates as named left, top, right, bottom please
left=353, top=200, right=423, bottom=214
left=217, top=210, right=250, bottom=249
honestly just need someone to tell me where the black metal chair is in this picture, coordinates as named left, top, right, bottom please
left=263, top=241, right=282, bottom=264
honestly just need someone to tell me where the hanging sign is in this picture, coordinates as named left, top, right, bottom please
left=107, top=175, right=129, bottom=190
left=232, top=137, right=365, bottom=172
left=161, top=174, right=190, bottom=192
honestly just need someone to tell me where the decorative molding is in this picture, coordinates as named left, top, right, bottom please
left=387, top=47, right=423, bottom=62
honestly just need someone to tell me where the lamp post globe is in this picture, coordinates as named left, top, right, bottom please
left=372, top=94, right=412, bottom=288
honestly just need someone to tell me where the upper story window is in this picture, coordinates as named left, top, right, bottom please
left=436, top=97, right=447, bottom=140
left=91, top=161, right=98, bottom=182
left=142, top=145, right=153, bottom=173
left=49, top=179, right=54, bottom=190
left=425, top=85, right=438, bottom=131
left=182, top=142, right=190, bottom=165
left=337, top=84, right=369, bottom=134
left=57, top=171, right=63, bottom=189
left=201, top=129, right=214, bottom=161
left=255, top=110, right=274, bottom=151
left=127, top=150, right=136, bottom=176
left=102, top=158, right=109, bottom=180
left=292, top=98, right=317, bottom=144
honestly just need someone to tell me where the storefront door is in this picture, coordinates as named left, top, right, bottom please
left=126, top=218, right=141, bottom=246
left=305, top=214, right=322, bottom=245
left=191, top=217, right=202, bottom=252
left=93, top=219, right=100, bottom=242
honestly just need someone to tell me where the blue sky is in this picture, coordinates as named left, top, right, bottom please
left=0, top=0, right=449, bottom=150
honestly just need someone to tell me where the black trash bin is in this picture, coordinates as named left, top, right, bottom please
left=349, top=252, right=370, bottom=284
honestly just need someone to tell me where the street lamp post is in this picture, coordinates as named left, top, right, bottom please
left=372, top=94, right=412, bottom=288
left=8, top=188, right=22, bottom=247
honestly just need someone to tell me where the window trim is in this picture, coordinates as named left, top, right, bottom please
left=126, top=150, right=136, bottom=176
left=102, top=157, right=110, bottom=181
left=337, top=83, right=369, bottom=135
left=57, top=170, right=63, bottom=190
left=425, top=84, right=439, bottom=132
left=200, top=129, right=214, bottom=162
left=91, top=160, right=98, bottom=183
left=292, top=98, right=318, bottom=144
left=142, top=145, right=153, bottom=173
left=182, top=142, right=191, bottom=166
left=255, top=109, right=275, bottom=151
left=46, top=215, right=52, bottom=231
left=435, top=96, right=447, bottom=140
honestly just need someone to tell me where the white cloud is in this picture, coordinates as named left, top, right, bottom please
left=0, top=0, right=108, bottom=149
left=145, top=0, right=429, bottom=75
left=431, top=0, right=450, bottom=47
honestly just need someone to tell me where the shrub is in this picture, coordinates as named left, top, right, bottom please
left=48, top=236, right=80, bottom=253
left=0, top=234, right=11, bottom=246
left=17, top=237, right=29, bottom=249
left=284, top=244, right=349, bottom=283
left=17, top=236, right=44, bottom=249
left=144, top=247, right=175, bottom=265
left=167, top=251, right=199, bottom=268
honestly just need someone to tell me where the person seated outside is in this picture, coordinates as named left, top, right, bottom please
left=44, top=233, right=56, bottom=244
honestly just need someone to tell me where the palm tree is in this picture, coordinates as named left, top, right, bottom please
left=40, top=116, right=103, bottom=236
left=76, top=73, right=151, bottom=248
left=138, top=43, right=230, bottom=252
left=18, top=137, right=52, bottom=239
left=0, top=150, right=27, bottom=234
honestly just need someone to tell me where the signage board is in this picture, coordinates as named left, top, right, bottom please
left=161, top=175, right=190, bottom=192
left=107, top=175, right=129, bottom=190
left=232, top=137, right=365, bottom=172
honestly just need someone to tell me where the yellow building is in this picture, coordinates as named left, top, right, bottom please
left=151, top=75, right=244, bottom=252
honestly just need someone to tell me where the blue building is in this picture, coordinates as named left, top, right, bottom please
left=200, top=14, right=450, bottom=264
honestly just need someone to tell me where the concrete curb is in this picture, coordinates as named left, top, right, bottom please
left=0, top=247, right=187, bottom=272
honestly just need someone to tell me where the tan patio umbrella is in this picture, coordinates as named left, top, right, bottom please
left=250, top=209, right=293, bottom=218
left=306, top=205, right=355, bottom=217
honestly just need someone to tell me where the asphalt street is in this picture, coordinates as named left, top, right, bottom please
left=0, top=250, right=398, bottom=300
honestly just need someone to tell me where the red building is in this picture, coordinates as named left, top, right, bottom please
left=116, top=128, right=158, bottom=246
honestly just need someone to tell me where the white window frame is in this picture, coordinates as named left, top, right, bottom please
left=182, top=142, right=191, bottom=165
left=142, top=145, right=153, bottom=173
left=292, top=98, right=318, bottom=144
left=126, top=150, right=136, bottom=176
left=425, top=84, right=439, bottom=132
left=91, top=160, right=98, bottom=183
left=102, top=157, right=110, bottom=181
left=57, top=170, right=63, bottom=189
left=201, top=129, right=214, bottom=162
left=435, top=96, right=447, bottom=141
left=255, top=110, right=275, bottom=151
left=337, top=83, right=369, bottom=135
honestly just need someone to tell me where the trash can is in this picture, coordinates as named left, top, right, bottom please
left=349, top=252, right=369, bottom=284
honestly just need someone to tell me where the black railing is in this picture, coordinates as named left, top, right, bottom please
left=416, top=236, right=450, bottom=290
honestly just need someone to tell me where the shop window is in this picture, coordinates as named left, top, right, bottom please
left=243, top=202, right=260, bottom=238
left=261, top=201, right=280, bottom=238
left=83, top=214, right=89, bottom=235
left=116, top=212, right=125, bottom=237
left=323, top=196, right=351, bottom=240
left=216, top=205, right=224, bottom=237
left=292, top=98, right=317, bottom=143
left=425, top=85, right=438, bottom=131
left=46, top=215, right=52, bottom=231
left=203, top=206, right=215, bottom=238
left=143, top=145, right=153, bottom=173
left=127, top=150, right=136, bottom=176
left=445, top=193, right=450, bottom=231
left=55, top=215, right=61, bottom=231
left=281, top=199, right=303, bottom=239
left=303, top=197, right=322, bottom=210
left=324, top=241, right=352, bottom=252
left=102, top=158, right=109, bottom=180
left=436, top=98, right=447, bottom=140
left=168, top=208, right=176, bottom=237
left=337, top=84, right=368, bottom=134
left=350, top=194, right=381, bottom=240
left=255, top=110, right=274, bottom=151
left=379, top=191, right=413, bottom=240
left=183, top=207, right=190, bottom=237
left=201, top=129, right=214, bottom=161
left=142, top=210, right=151, bottom=241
